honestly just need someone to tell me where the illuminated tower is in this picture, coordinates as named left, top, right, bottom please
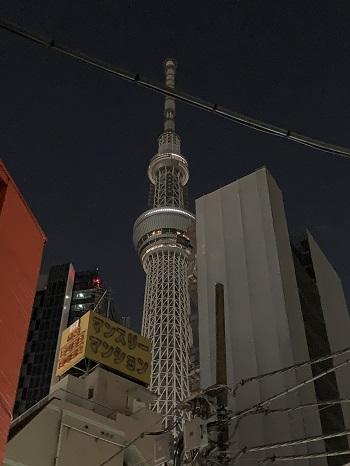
left=133, top=59, right=195, bottom=429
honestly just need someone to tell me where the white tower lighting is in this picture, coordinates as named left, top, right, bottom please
left=133, top=59, right=195, bottom=429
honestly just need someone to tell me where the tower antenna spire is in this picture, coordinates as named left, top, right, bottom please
left=163, top=58, right=177, bottom=132
left=134, top=59, right=195, bottom=434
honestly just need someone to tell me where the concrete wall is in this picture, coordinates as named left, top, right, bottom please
left=308, top=232, right=350, bottom=431
left=0, top=161, right=46, bottom=465
left=196, top=168, right=325, bottom=465
left=5, top=399, right=127, bottom=466
left=6, top=369, right=163, bottom=466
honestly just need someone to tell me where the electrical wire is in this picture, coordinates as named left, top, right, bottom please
left=195, top=354, right=350, bottom=462
left=1, top=17, right=350, bottom=159
left=246, top=427, right=350, bottom=453
left=232, top=423, right=350, bottom=463
left=261, top=398, right=350, bottom=416
left=98, top=414, right=182, bottom=466
left=92, top=289, right=108, bottom=313
left=201, top=351, right=350, bottom=463
left=185, top=349, right=350, bottom=462
left=229, top=359, right=350, bottom=462
left=260, top=448, right=350, bottom=463
left=232, top=345, right=350, bottom=396
left=229, top=357, right=350, bottom=423
left=174, top=432, right=184, bottom=466
left=98, top=431, right=147, bottom=466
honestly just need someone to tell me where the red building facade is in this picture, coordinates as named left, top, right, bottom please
left=0, top=161, right=46, bottom=464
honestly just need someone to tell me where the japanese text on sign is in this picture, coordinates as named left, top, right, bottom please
left=85, top=313, right=152, bottom=385
left=56, top=312, right=89, bottom=376
left=56, top=311, right=152, bottom=385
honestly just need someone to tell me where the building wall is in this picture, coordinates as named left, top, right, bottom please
left=6, top=369, right=163, bottom=466
left=196, top=168, right=325, bottom=465
left=292, top=237, right=350, bottom=465
left=308, top=233, right=350, bottom=432
left=7, top=402, right=129, bottom=466
left=0, top=161, right=45, bottom=465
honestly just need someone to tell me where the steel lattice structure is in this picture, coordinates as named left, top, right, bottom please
left=133, top=59, right=195, bottom=430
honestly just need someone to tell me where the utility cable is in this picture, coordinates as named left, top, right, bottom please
left=229, top=356, right=350, bottom=423
left=229, top=359, right=350, bottom=462
left=98, top=414, right=182, bottom=466
left=260, top=448, right=350, bottom=463
left=1, top=17, right=350, bottom=159
left=92, top=289, right=108, bottom=313
left=191, top=350, right=350, bottom=462
left=233, top=425, right=350, bottom=463
left=245, top=427, right=350, bottom=453
left=261, top=398, right=350, bottom=416
left=198, top=354, right=350, bottom=463
left=99, top=431, right=146, bottom=466
left=232, top=345, right=350, bottom=396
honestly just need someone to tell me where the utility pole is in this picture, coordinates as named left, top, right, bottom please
left=178, top=284, right=232, bottom=465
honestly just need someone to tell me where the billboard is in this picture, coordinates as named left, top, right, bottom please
left=56, top=312, right=90, bottom=377
left=56, top=311, right=152, bottom=385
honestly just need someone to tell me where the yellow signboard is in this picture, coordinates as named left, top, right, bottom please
left=56, top=311, right=152, bottom=385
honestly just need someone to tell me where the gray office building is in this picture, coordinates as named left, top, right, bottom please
left=196, top=167, right=350, bottom=465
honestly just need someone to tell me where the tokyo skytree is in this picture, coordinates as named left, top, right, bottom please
left=133, top=59, right=195, bottom=429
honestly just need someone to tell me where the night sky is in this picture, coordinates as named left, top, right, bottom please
left=1, top=1, right=350, bottom=330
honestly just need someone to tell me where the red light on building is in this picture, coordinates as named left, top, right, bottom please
left=92, top=277, right=101, bottom=288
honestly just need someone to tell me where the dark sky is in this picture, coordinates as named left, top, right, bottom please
left=1, top=1, right=350, bottom=330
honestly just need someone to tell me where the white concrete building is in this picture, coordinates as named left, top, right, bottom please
left=195, top=167, right=337, bottom=465
left=5, top=367, right=167, bottom=466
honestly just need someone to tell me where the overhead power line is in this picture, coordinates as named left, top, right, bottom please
left=262, top=398, right=350, bottom=416
left=229, top=356, right=350, bottom=423
left=1, top=17, right=350, bottom=159
left=229, top=357, right=350, bottom=463
left=232, top=408, right=350, bottom=463
left=232, top=344, right=350, bottom=396
left=260, top=448, right=350, bottom=463
left=246, top=427, right=350, bottom=453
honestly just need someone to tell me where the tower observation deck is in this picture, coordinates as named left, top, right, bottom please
left=133, top=59, right=195, bottom=430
